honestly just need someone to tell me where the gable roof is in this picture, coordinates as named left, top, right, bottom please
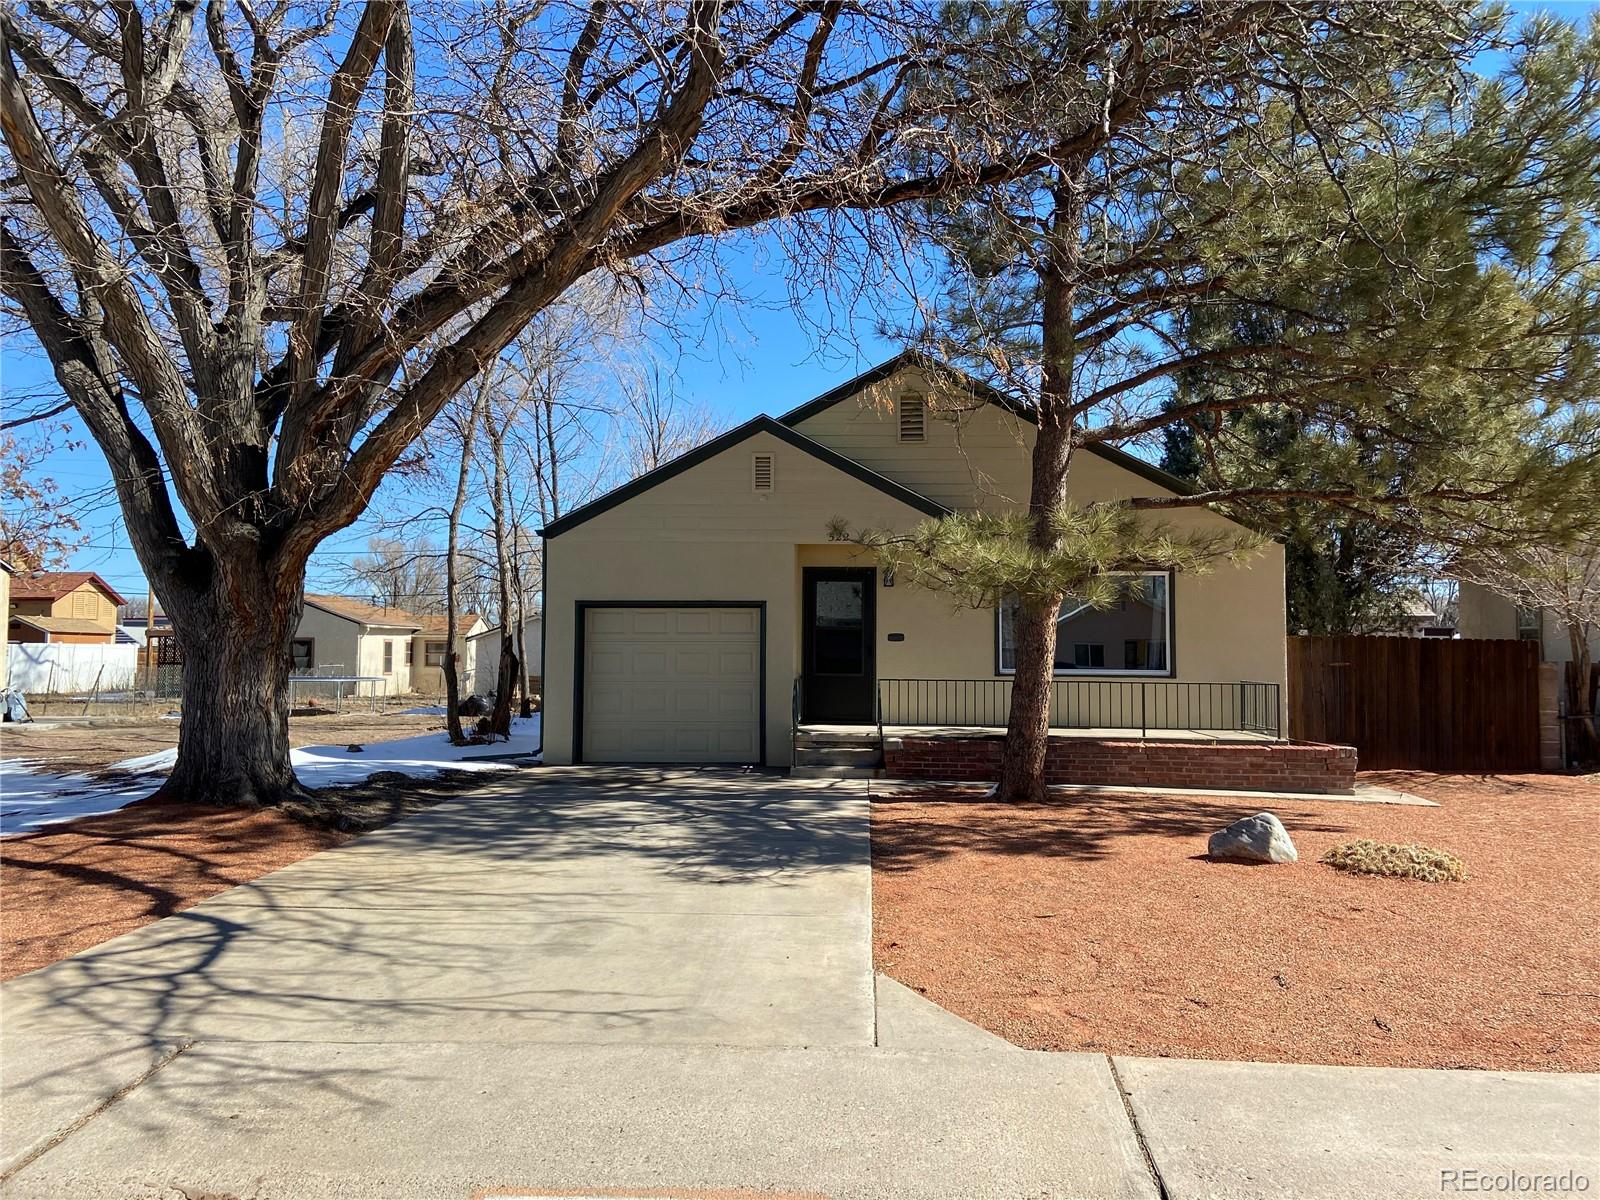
left=539, top=415, right=950, bottom=540
left=8, top=614, right=117, bottom=637
left=304, top=594, right=427, bottom=630
left=10, top=571, right=128, bottom=606
left=413, top=612, right=485, bottom=637
left=777, top=350, right=1197, bottom=499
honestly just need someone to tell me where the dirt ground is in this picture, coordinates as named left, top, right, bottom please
left=0, top=712, right=447, bottom=774
left=0, top=770, right=489, bottom=981
left=872, top=771, right=1600, bottom=1072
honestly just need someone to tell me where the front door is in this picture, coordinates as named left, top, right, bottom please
left=801, top=567, right=876, bottom=723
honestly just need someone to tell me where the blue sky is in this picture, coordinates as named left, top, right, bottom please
left=2, top=0, right=1590, bottom=606
left=2, top=228, right=909, bottom=602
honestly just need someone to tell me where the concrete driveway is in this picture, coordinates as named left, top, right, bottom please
left=1, top=767, right=876, bottom=1049
left=2, top=767, right=1594, bottom=1199
left=0, top=767, right=1152, bottom=1199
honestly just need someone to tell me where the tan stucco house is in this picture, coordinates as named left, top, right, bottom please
left=7, top=571, right=126, bottom=644
left=1457, top=580, right=1596, bottom=668
left=296, top=595, right=484, bottom=695
left=538, top=355, right=1288, bottom=768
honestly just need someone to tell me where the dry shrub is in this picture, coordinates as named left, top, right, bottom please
left=1321, top=839, right=1465, bottom=883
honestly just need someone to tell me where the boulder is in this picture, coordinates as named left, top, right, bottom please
left=1208, top=812, right=1297, bottom=864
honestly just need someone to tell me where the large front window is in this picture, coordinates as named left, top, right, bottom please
left=997, top=572, right=1172, bottom=676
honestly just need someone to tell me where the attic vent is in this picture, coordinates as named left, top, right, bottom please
left=752, top=452, right=775, bottom=492
left=897, top=393, right=926, bottom=442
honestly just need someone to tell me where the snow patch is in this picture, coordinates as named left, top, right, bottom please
left=1, top=714, right=541, bottom=836
left=0, top=760, right=158, bottom=835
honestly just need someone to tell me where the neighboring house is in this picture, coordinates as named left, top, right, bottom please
left=538, top=353, right=1287, bottom=768
left=468, top=615, right=543, bottom=697
left=7, top=571, right=127, bottom=644
left=1457, top=581, right=1596, bottom=667
left=296, top=596, right=484, bottom=695
left=410, top=611, right=488, bottom=696
left=1373, top=595, right=1452, bottom=638
left=1, top=560, right=13, bottom=685
left=118, top=613, right=172, bottom=645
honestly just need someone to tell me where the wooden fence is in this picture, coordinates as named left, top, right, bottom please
left=1288, top=636, right=1542, bottom=772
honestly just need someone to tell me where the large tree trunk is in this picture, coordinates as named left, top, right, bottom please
left=153, top=567, right=307, bottom=808
left=995, top=173, right=1081, bottom=804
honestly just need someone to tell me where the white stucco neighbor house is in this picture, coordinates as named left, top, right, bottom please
left=296, top=596, right=485, bottom=696
left=468, top=615, right=542, bottom=697
left=536, top=353, right=1295, bottom=774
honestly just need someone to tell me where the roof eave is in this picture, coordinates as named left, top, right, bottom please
left=539, top=414, right=948, bottom=540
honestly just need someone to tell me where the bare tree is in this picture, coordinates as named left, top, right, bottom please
left=349, top=536, right=445, bottom=612
left=440, top=377, right=487, bottom=742
left=1458, top=545, right=1600, bottom=763
left=0, top=1, right=1063, bottom=806
left=481, top=369, right=528, bottom=739
left=619, top=361, right=726, bottom=477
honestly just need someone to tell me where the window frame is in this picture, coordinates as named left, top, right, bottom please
left=290, top=638, right=315, bottom=671
left=423, top=640, right=448, bottom=667
left=994, top=570, right=1176, bottom=678
left=382, top=639, right=394, bottom=674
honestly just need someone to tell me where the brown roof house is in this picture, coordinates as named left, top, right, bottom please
left=295, top=595, right=485, bottom=695
left=7, top=571, right=127, bottom=644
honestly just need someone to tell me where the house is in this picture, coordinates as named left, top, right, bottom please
left=411, top=611, right=489, bottom=695
left=296, top=596, right=484, bottom=695
left=468, top=615, right=542, bottom=698
left=7, top=571, right=127, bottom=644
left=0, top=560, right=12, bottom=685
left=537, top=354, right=1288, bottom=769
left=1457, top=581, right=1596, bottom=668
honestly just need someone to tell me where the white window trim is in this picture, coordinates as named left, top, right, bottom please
left=996, top=571, right=1174, bottom=677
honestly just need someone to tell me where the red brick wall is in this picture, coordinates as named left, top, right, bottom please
left=883, top=736, right=1357, bottom=794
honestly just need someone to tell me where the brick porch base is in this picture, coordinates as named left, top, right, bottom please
left=883, top=735, right=1358, bottom=794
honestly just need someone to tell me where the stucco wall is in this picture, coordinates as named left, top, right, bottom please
left=470, top=618, right=542, bottom=695
left=542, top=407, right=1287, bottom=766
left=355, top=626, right=413, bottom=694
left=294, top=604, right=362, bottom=676
left=1456, top=580, right=1595, bottom=667
left=542, top=427, right=942, bottom=766
left=408, top=623, right=484, bottom=696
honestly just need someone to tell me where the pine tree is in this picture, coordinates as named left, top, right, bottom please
left=857, top=4, right=1600, bottom=801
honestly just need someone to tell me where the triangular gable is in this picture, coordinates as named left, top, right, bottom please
left=777, top=350, right=1196, bottom=500
left=538, top=415, right=949, bottom=540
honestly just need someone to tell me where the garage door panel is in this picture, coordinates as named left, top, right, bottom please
left=582, top=606, right=761, bottom=764
left=716, top=610, right=759, bottom=636
left=589, top=611, right=627, bottom=636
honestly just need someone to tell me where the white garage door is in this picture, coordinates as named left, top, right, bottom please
left=582, top=606, right=762, bottom=763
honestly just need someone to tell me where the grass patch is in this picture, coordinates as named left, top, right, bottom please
left=1321, top=839, right=1465, bottom=883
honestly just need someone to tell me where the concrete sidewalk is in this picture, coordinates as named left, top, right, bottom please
left=1, top=767, right=1594, bottom=1198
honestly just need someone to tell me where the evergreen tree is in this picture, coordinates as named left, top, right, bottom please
left=850, top=4, right=1600, bottom=801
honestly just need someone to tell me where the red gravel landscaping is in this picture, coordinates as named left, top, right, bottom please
left=871, top=771, right=1600, bottom=1072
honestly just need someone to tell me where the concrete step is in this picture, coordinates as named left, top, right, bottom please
left=794, top=726, right=881, bottom=747
left=789, top=765, right=883, bottom=779
left=793, top=745, right=884, bottom=769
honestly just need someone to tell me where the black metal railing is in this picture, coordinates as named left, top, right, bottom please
left=875, top=678, right=1282, bottom=739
